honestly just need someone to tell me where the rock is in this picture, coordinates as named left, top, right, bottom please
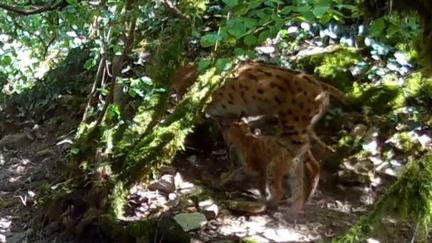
left=148, top=174, right=175, bottom=194
left=166, top=193, right=180, bottom=207
left=201, top=204, right=219, bottom=220
left=224, top=200, right=267, bottom=214
left=173, top=212, right=207, bottom=232
left=199, top=199, right=219, bottom=220
left=175, top=173, right=197, bottom=193
left=0, top=133, right=33, bottom=149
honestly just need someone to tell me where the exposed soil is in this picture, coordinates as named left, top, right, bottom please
left=0, top=107, right=81, bottom=243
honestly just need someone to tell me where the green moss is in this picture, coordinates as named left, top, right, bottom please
left=99, top=215, right=156, bottom=242
left=351, top=81, right=403, bottom=114
left=298, top=47, right=359, bottom=91
left=335, top=152, right=432, bottom=242
left=395, top=43, right=418, bottom=61
left=179, top=0, right=209, bottom=17
left=241, top=237, right=260, bottom=243
left=398, top=132, right=416, bottom=152
left=404, top=72, right=432, bottom=105
left=338, top=134, right=357, bottom=148
left=316, top=49, right=359, bottom=76
left=111, top=182, right=128, bottom=218
left=117, top=67, right=225, bottom=187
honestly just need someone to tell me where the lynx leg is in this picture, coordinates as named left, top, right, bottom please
left=222, top=144, right=266, bottom=193
left=266, top=155, right=293, bottom=203
left=303, top=151, right=320, bottom=202
left=288, top=158, right=306, bottom=218
left=220, top=166, right=251, bottom=187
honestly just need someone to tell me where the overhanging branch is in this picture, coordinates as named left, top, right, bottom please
left=0, top=0, right=66, bottom=15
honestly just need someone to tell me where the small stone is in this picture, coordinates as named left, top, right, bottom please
left=198, top=199, right=214, bottom=208
left=168, top=193, right=177, bottom=200
left=224, top=200, right=266, bottom=214
left=148, top=174, right=175, bottom=194
left=201, top=204, right=219, bottom=220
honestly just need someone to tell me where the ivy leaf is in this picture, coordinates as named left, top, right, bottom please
left=243, top=35, right=257, bottom=46
left=200, top=33, right=221, bottom=47
left=222, top=0, right=238, bottom=8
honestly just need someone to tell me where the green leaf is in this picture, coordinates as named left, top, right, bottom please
left=107, top=105, right=121, bottom=120
left=241, top=17, right=258, bottom=29
left=237, top=6, right=250, bottom=15
left=371, top=18, right=386, bottom=37
left=200, top=34, right=221, bottom=47
left=70, top=147, right=80, bottom=155
left=257, top=30, right=272, bottom=43
left=280, top=6, right=294, bottom=15
left=198, top=60, right=211, bottom=72
left=215, top=58, right=232, bottom=73
left=312, top=0, right=332, bottom=18
left=66, top=0, right=79, bottom=5
left=243, top=35, right=257, bottom=46
left=1, top=56, right=12, bottom=66
left=249, top=0, right=265, bottom=8
left=84, top=58, right=96, bottom=70
left=222, top=0, right=238, bottom=8
left=227, top=19, right=248, bottom=38
left=234, top=48, right=256, bottom=57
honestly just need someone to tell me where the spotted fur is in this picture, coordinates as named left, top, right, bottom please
left=205, top=61, right=347, bottom=160
left=221, top=121, right=299, bottom=204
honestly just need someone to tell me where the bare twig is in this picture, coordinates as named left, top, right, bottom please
left=161, top=0, right=189, bottom=20
left=410, top=222, right=419, bottom=243
left=43, top=34, right=57, bottom=58
left=82, top=56, right=107, bottom=121
left=95, top=0, right=137, bottom=126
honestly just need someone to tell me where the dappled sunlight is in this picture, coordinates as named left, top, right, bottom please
left=0, top=216, right=12, bottom=243
left=217, top=215, right=315, bottom=242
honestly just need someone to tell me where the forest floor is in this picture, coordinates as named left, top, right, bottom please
left=0, top=103, right=421, bottom=243
left=0, top=105, right=81, bottom=242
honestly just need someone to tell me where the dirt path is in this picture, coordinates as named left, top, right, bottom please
left=0, top=113, right=79, bottom=243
